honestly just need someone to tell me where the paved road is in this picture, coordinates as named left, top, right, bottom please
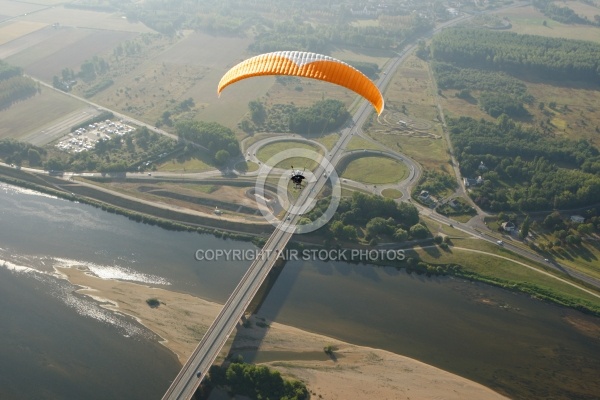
left=161, top=86, right=383, bottom=400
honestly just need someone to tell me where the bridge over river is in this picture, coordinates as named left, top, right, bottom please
left=161, top=49, right=411, bottom=400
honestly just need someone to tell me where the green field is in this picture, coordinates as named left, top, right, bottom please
left=345, top=136, right=385, bottom=151
left=256, top=141, right=323, bottom=170
left=156, top=155, right=214, bottom=173
left=534, top=232, right=600, bottom=281
left=382, top=188, right=402, bottom=198
left=409, top=241, right=600, bottom=311
left=313, top=133, right=340, bottom=150
left=340, top=156, right=408, bottom=184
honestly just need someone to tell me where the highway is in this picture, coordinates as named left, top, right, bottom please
left=161, top=87, right=380, bottom=400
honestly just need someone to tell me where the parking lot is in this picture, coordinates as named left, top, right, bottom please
left=55, top=120, right=134, bottom=153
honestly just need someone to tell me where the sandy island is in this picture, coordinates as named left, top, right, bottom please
left=56, top=266, right=508, bottom=400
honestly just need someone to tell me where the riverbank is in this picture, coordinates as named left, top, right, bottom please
left=55, top=265, right=508, bottom=400
left=3, top=167, right=600, bottom=319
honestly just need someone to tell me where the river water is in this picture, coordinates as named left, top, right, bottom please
left=0, top=183, right=599, bottom=399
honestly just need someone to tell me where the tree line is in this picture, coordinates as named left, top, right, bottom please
left=0, top=140, right=46, bottom=167
left=431, top=28, right=600, bottom=83
left=0, top=60, right=39, bottom=109
left=532, top=0, right=596, bottom=25
left=432, top=61, right=533, bottom=118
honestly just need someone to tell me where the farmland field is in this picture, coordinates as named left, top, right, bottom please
left=24, top=5, right=154, bottom=33
left=553, top=0, right=600, bottom=20
left=0, top=88, right=86, bottom=141
left=0, top=1, right=45, bottom=18
left=7, top=27, right=135, bottom=81
left=492, top=5, right=600, bottom=42
left=0, top=21, right=47, bottom=46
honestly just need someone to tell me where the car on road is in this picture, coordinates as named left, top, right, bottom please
left=497, top=240, right=503, bottom=245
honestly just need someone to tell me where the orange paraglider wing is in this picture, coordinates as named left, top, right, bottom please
left=217, top=51, right=384, bottom=115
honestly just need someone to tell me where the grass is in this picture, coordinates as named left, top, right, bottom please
left=440, top=73, right=600, bottom=150
left=340, top=156, right=408, bottom=184
left=238, top=161, right=259, bottom=173
left=256, top=141, right=323, bottom=169
left=365, top=54, right=449, bottom=173
left=313, top=133, right=340, bottom=150
left=242, top=133, right=278, bottom=153
left=448, top=214, right=475, bottom=223
left=264, top=76, right=356, bottom=112
left=156, top=155, right=214, bottom=173
left=492, top=5, right=600, bottom=43
left=407, top=240, right=600, bottom=310
left=345, top=136, right=384, bottom=151
left=533, top=232, right=600, bottom=281
left=550, top=246, right=600, bottom=281
left=420, top=215, right=472, bottom=239
left=382, top=188, right=402, bottom=198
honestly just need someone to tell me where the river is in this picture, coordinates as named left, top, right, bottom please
left=0, top=183, right=599, bottom=399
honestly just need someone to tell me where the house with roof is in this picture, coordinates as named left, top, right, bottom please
left=570, top=215, right=585, bottom=223
left=501, top=221, right=516, bottom=232
left=463, top=176, right=484, bottom=187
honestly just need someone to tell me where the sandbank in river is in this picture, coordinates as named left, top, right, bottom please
left=56, top=266, right=508, bottom=400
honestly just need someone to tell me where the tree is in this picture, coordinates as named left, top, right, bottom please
left=248, top=100, right=266, bottom=125
left=45, top=157, right=66, bottom=171
left=79, top=60, right=96, bottom=81
left=409, top=223, right=429, bottom=239
left=366, top=217, right=389, bottom=236
left=27, top=148, right=41, bottom=166
left=577, top=223, right=594, bottom=235
left=214, top=149, right=230, bottom=165
left=393, top=228, right=408, bottom=241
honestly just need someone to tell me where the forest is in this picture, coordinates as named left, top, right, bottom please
left=305, top=192, right=424, bottom=244
left=176, top=121, right=240, bottom=165
left=288, top=99, right=350, bottom=134
left=0, top=140, right=46, bottom=167
left=449, top=116, right=600, bottom=211
left=431, top=28, right=600, bottom=83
